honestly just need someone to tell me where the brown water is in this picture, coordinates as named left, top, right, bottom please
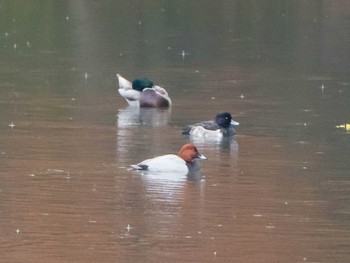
left=1, top=1, right=350, bottom=262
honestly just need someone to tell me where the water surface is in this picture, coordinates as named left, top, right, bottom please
left=1, top=1, right=350, bottom=262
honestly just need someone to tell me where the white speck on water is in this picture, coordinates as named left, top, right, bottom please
left=303, top=123, right=307, bottom=126
left=303, top=257, right=307, bottom=261
left=253, top=214, right=263, bottom=217
left=48, top=169, right=65, bottom=173
left=138, top=20, right=142, bottom=25
left=9, top=122, right=15, bottom=128
left=217, top=224, right=223, bottom=227
left=66, top=16, right=69, bottom=20
left=26, top=41, right=31, bottom=48
left=211, top=96, right=215, bottom=100
left=84, top=72, right=88, bottom=79
left=16, top=229, right=20, bottom=234
left=13, top=43, right=17, bottom=49
left=180, top=50, right=189, bottom=59
left=5, top=32, right=8, bottom=37
left=126, top=224, right=132, bottom=232
left=71, top=98, right=76, bottom=101
left=185, top=236, right=192, bottom=239
left=198, top=231, right=202, bottom=234
left=210, top=237, right=215, bottom=240
left=214, top=251, right=217, bottom=256
left=240, top=94, right=245, bottom=99
left=266, top=222, right=275, bottom=230
left=284, top=201, right=289, bottom=205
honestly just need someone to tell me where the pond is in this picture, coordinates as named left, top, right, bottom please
left=1, top=1, right=350, bottom=262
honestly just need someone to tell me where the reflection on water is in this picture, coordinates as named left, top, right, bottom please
left=116, top=106, right=172, bottom=168
left=1, top=1, right=350, bottom=263
left=117, top=106, right=171, bottom=128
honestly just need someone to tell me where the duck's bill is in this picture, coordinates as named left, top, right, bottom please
left=197, top=154, right=207, bottom=160
left=231, top=120, right=240, bottom=126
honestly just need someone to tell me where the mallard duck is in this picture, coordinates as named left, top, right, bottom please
left=117, top=74, right=172, bottom=107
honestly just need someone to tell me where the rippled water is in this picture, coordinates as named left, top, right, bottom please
left=1, top=1, right=350, bottom=262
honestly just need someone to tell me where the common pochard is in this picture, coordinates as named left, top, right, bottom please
left=131, top=144, right=207, bottom=173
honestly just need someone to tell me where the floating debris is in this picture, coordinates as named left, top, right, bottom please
left=84, top=72, right=88, bottom=79
left=8, top=122, right=15, bottom=128
left=240, top=94, right=245, bottom=99
left=16, top=229, right=20, bottom=234
left=336, top=124, right=350, bottom=131
left=126, top=224, right=132, bottom=232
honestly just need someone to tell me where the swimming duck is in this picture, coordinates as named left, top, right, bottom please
left=182, top=112, right=239, bottom=137
left=117, top=74, right=172, bottom=107
left=131, top=144, right=207, bottom=173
